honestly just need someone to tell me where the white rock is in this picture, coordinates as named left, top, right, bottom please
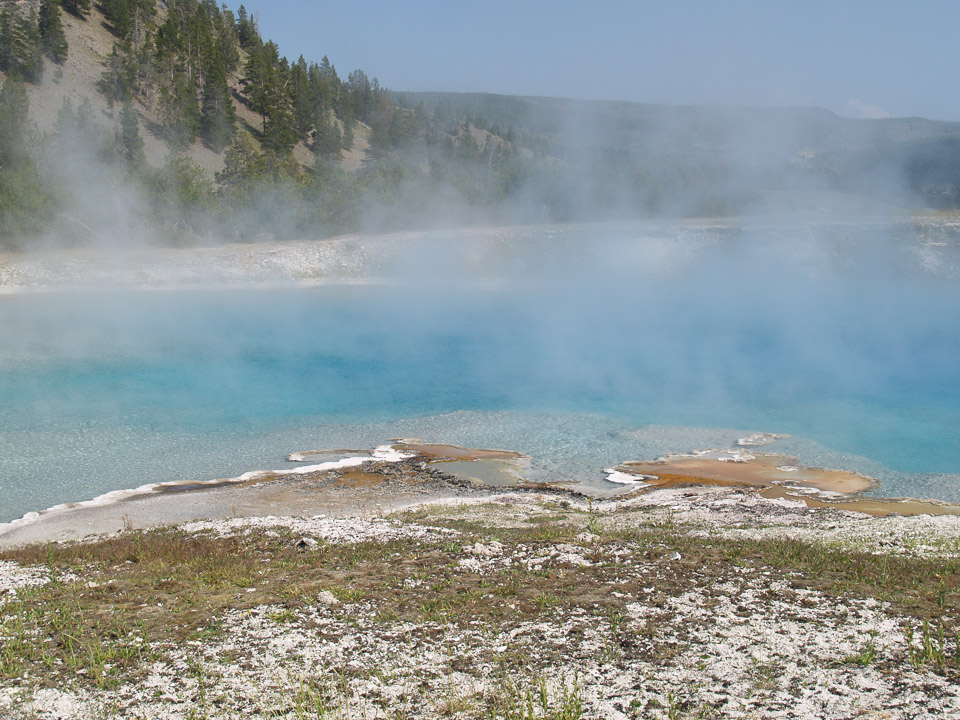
left=317, top=591, right=340, bottom=606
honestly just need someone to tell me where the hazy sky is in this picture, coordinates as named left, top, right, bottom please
left=243, top=1, right=959, bottom=122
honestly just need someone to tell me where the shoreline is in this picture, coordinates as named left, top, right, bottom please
left=0, top=215, right=937, bottom=296
left=2, top=442, right=959, bottom=550
left=0, top=446, right=484, bottom=549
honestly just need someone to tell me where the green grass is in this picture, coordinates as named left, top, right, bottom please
left=1, top=503, right=957, bottom=702
left=835, top=631, right=878, bottom=667
left=486, top=676, right=583, bottom=720
left=906, top=620, right=960, bottom=670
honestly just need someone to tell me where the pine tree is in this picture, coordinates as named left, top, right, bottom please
left=290, top=56, right=313, bottom=142
left=159, top=74, right=200, bottom=148
left=312, top=110, right=341, bottom=159
left=0, top=4, right=16, bottom=73
left=0, top=3, right=44, bottom=83
left=39, top=0, right=68, bottom=64
left=240, top=41, right=271, bottom=130
left=346, top=69, right=372, bottom=121
left=240, top=41, right=295, bottom=153
left=118, top=99, right=145, bottom=165
left=214, top=5, right=239, bottom=73
left=0, top=77, right=30, bottom=166
left=101, top=0, right=128, bottom=36
left=216, top=131, right=267, bottom=205
left=161, top=154, right=214, bottom=212
left=314, top=56, right=340, bottom=110
left=199, top=60, right=236, bottom=151
left=15, top=10, right=45, bottom=83
left=236, top=4, right=258, bottom=49
left=153, top=15, right=180, bottom=83
left=60, top=0, right=91, bottom=20
left=49, top=96, right=103, bottom=162
left=102, top=0, right=153, bottom=41
left=54, top=96, right=77, bottom=136
left=340, top=107, right=355, bottom=150
left=99, top=44, right=132, bottom=106
left=0, top=77, right=50, bottom=242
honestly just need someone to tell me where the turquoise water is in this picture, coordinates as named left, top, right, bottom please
left=2, top=221, right=960, bottom=520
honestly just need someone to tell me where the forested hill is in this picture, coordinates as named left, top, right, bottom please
left=0, top=0, right=536, bottom=247
left=2, top=0, right=960, bottom=249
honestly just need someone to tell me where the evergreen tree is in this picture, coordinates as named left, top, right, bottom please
left=49, top=95, right=101, bottom=152
left=118, top=99, right=145, bottom=165
left=60, top=0, right=91, bottom=20
left=153, top=15, right=181, bottom=83
left=75, top=95, right=94, bottom=130
left=0, top=3, right=44, bottom=83
left=101, top=0, right=129, bottom=36
left=165, top=154, right=214, bottom=210
left=240, top=41, right=271, bottom=129
left=0, top=4, right=16, bottom=74
left=50, top=97, right=100, bottom=161
left=39, top=0, right=68, bottom=64
left=0, top=78, right=50, bottom=243
left=340, top=107, right=355, bottom=150
left=54, top=96, right=77, bottom=136
left=126, top=34, right=154, bottom=98
left=312, top=109, right=341, bottom=159
left=15, top=10, right=45, bottom=83
left=214, top=5, right=239, bottom=73
left=310, top=55, right=340, bottom=112
left=147, top=154, right=215, bottom=239
left=102, top=0, right=154, bottom=42
left=290, top=56, right=313, bottom=142
left=240, top=41, right=295, bottom=153
left=216, top=131, right=266, bottom=205
left=159, top=73, right=200, bottom=147
left=99, top=44, right=133, bottom=106
left=236, top=4, right=258, bottom=49
left=0, top=77, right=29, bottom=166
left=346, top=68, right=373, bottom=121
left=199, top=59, right=236, bottom=151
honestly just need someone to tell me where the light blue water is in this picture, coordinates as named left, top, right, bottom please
left=2, top=221, right=959, bottom=521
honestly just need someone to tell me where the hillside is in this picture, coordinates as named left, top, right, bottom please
left=3, top=0, right=960, bottom=249
left=3, top=0, right=378, bottom=175
left=399, top=91, right=960, bottom=210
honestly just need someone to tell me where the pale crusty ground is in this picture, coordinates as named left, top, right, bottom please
left=0, top=455, right=486, bottom=549
left=1, top=486, right=958, bottom=719
left=613, top=485, right=960, bottom=558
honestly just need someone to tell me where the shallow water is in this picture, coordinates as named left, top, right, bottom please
left=1, top=220, right=959, bottom=521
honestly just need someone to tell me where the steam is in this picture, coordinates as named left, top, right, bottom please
left=4, top=87, right=960, bottom=519
left=10, top=84, right=958, bottom=255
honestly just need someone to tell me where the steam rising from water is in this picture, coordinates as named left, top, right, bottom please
left=1, top=220, right=959, bottom=520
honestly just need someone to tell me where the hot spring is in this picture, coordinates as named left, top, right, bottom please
left=1, top=219, right=959, bottom=521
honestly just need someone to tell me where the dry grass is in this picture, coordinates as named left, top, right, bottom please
left=2, top=501, right=958, bottom=699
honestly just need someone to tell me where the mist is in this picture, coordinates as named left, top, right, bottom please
left=4, top=1, right=960, bottom=520
left=3, top=209, right=960, bottom=521
left=8, top=81, right=960, bottom=254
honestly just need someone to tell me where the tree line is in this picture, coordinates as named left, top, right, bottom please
left=0, top=1, right=588, bottom=248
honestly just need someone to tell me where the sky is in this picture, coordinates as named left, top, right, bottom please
left=241, top=1, right=960, bottom=122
